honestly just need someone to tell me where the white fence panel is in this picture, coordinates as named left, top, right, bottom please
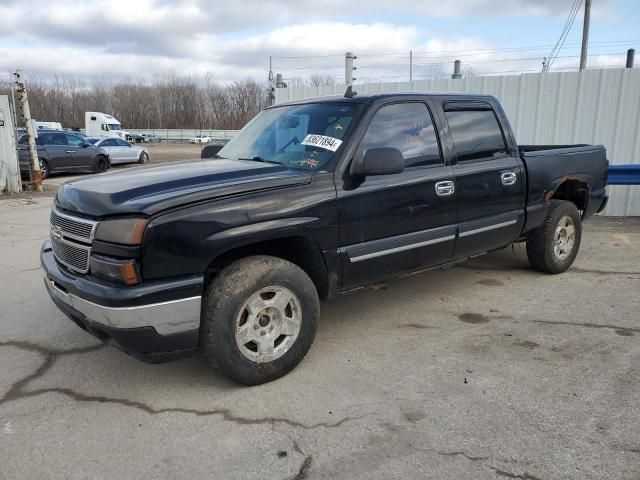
left=276, top=68, right=640, bottom=216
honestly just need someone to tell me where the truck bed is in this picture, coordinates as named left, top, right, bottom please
left=519, top=144, right=608, bottom=224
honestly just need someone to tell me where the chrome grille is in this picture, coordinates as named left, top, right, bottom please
left=50, top=209, right=97, bottom=242
left=51, top=236, right=91, bottom=273
left=50, top=208, right=97, bottom=274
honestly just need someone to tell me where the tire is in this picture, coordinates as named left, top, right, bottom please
left=201, top=255, right=319, bottom=385
left=39, top=159, right=50, bottom=180
left=526, top=200, right=582, bottom=274
left=93, top=156, right=108, bottom=174
left=138, top=152, right=149, bottom=165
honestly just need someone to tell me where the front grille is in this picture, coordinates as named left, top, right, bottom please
left=51, top=236, right=91, bottom=273
left=50, top=209, right=96, bottom=242
left=50, top=208, right=97, bottom=274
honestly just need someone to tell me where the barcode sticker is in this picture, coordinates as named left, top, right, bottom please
left=301, top=134, right=343, bottom=152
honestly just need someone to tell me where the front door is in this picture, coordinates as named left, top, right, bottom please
left=338, top=101, right=456, bottom=290
left=443, top=101, right=525, bottom=259
left=64, top=133, right=91, bottom=170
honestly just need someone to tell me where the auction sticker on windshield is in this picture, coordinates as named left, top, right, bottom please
left=301, top=134, right=343, bottom=152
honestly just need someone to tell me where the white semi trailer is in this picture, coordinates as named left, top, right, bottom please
left=85, top=112, right=130, bottom=140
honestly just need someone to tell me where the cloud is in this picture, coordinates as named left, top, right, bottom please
left=0, top=0, right=622, bottom=83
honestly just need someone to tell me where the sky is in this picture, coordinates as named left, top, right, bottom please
left=0, top=0, right=638, bottom=85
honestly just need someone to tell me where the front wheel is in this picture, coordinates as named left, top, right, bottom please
left=526, top=200, right=582, bottom=274
left=201, top=255, right=319, bottom=385
left=138, top=152, right=149, bottom=164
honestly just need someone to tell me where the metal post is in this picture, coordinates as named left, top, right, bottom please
left=267, top=56, right=275, bottom=106
left=409, top=50, right=413, bottom=83
left=345, top=52, right=356, bottom=87
left=626, top=49, right=635, bottom=68
left=452, top=60, right=462, bottom=79
left=579, top=0, right=591, bottom=71
left=14, top=70, right=41, bottom=191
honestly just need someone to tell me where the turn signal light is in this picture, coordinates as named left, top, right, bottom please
left=90, top=254, right=141, bottom=285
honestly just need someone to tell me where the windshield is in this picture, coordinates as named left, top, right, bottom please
left=218, top=102, right=359, bottom=171
left=108, top=124, right=122, bottom=131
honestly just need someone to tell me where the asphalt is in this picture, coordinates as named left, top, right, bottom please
left=0, top=195, right=639, bottom=480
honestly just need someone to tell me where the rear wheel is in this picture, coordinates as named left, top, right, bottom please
left=93, top=156, right=109, bottom=174
left=526, top=200, right=582, bottom=274
left=201, top=255, right=319, bottom=385
left=39, top=159, right=50, bottom=179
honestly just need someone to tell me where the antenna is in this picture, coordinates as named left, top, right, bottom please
left=344, top=85, right=357, bottom=98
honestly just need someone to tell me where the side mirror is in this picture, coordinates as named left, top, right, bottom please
left=82, top=143, right=91, bottom=148
left=350, top=147, right=404, bottom=177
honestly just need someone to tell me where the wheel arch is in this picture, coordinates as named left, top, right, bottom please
left=204, top=235, right=330, bottom=300
left=547, top=177, right=589, bottom=215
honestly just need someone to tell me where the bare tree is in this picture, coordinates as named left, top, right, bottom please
left=16, top=73, right=269, bottom=130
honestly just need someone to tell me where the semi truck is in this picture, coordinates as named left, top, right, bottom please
left=85, top=112, right=130, bottom=141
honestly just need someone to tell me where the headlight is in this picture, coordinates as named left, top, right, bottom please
left=94, top=217, right=148, bottom=245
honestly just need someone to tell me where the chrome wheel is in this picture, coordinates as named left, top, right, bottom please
left=553, top=215, right=576, bottom=261
left=139, top=152, right=149, bottom=164
left=39, top=160, right=49, bottom=179
left=235, top=286, right=302, bottom=364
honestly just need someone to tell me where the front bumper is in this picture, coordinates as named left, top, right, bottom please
left=41, top=241, right=203, bottom=362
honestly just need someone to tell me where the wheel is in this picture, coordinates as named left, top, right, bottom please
left=38, top=159, right=49, bottom=179
left=201, top=255, right=319, bottom=385
left=93, top=156, right=108, bottom=174
left=526, top=200, right=582, bottom=274
left=138, top=152, right=149, bottom=164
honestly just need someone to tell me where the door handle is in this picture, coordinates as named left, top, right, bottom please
left=501, top=172, right=517, bottom=186
left=65, top=150, right=75, bottom=154
left=435, top=181, right=455, bottom=197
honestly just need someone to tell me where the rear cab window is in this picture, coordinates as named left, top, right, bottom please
left=444, top=105, right=507, bottom=162
left=358, top=102, right=442, bottom=169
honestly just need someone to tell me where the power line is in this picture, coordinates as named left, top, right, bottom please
left=546, top=0, right=583, bottom=71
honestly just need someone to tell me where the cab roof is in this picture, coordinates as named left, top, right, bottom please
left=273, top=91, right=496, bottom=108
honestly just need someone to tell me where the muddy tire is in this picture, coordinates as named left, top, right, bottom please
left=93, top=155, right=109, bottom=174
left=201, top=255, right=319, bottom=385
left=526, top=200, right=582, bottom=274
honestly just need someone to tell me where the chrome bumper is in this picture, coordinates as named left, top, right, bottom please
left=44, top=277, right=201, bottom=335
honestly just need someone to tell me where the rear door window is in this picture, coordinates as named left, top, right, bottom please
left=358, top=102, right=442, bottom=168
left=39, top=132, right=67, bottom=146
left=444, top=109, right=507, bottom=162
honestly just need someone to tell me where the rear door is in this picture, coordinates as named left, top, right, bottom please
left=338, top=101, right=456, bottom=290
left=442, top=100, right=525, bottom=259
left=99, top=138, right=120, bottom=162
left=40, top=132, right=71, bottom=171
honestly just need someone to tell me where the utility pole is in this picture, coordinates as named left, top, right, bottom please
left=345, top=52, right=356, bottom=87
left=267, top=56, right=275, bottom=106
left=579, top=0, right=592, bottom=71
left=409, top=50, right=413, bottom=82
left=452, top=60, right=462, bottom=79
left=14, top=70, right=41, bottom=191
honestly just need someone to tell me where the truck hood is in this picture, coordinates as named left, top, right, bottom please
left=55, top=159, right=312, bottom=217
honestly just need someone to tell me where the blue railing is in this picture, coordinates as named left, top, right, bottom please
left=608, top=165, right=640, bottom=185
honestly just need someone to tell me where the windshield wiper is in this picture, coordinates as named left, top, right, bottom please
left=238, top=156, right=281, bottom=165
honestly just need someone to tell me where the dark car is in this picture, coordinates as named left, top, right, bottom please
left=18, top=130, right=110, bottom=179
left=41, top=92, right=608, bottom=385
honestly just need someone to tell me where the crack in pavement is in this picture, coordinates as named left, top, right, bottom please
left=436, top=450, right=489, bottom=462
left=490, top=466, right=543, bottom=480
left=532, top=320, right=640, bottom=334
left=0, top=340, right=364, bottom=430
left=291, top=455, right=313, bottom=480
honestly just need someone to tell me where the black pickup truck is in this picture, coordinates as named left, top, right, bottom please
left=41, top=92, right=608, bottom=384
